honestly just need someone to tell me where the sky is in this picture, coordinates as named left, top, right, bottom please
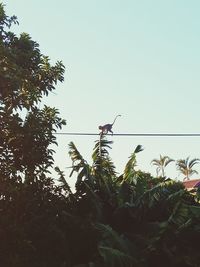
left=3, top=0, right=200, bottom=185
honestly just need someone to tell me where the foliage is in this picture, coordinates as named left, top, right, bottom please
left=65, top=138, right=200, bottom=267
left=1, top=4, right=200, bottom=267
left=0, top=3, right=66, bottom=181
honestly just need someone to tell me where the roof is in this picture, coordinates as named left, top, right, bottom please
left=183, top=179, right=200, bottom=189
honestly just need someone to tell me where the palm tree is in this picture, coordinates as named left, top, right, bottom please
left=176, top=157, right=200, bottom=181
left=151, top=155, right=174, bottom=177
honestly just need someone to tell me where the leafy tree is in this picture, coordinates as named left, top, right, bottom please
left=151, top=155, right=174, bottom=177
left=176, top=157, right=200, bottom=181
left=0, top=3, right=66, bottom=183
left=0, top=4, right=69, bottom=267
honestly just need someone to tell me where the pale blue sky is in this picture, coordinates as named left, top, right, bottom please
left=3, top=1, right=200, bottom=183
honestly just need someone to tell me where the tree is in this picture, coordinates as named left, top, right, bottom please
left=151, top=155, right=174, bottom=177
left=0, top=3, right=66, bottom=183
left=176, top=157, right=200, bottom=181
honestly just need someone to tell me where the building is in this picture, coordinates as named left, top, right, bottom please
left=183, top=179, right=200, bottom=190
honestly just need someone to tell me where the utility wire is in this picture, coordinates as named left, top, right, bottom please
left=54, top=132, right=200, bottom=137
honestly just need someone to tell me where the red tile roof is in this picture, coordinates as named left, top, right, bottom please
left=183, top=179, right=200, bottom=189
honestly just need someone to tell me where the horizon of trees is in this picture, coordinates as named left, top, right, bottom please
left=151, top=155, right=200, bottom=180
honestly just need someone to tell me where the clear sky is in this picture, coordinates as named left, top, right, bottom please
left=3, top=0, right=200, bottom=185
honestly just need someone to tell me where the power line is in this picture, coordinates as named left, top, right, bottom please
left=54, top=132, right=200, bottom=137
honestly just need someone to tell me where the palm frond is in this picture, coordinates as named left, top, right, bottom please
left=151, top=159, right=161, bottom=166
left=189, top=205, right=200, bottom=217
left=96, top=224, right=128, bottom=251
left=189, top=169, right=198, bottom=176
left=68, top=142, right=91, bottom=187
left=68, top=141, right=86, bottom=166
left=189, top=158, right=200, bottom=168
left=136, top=180, right=185, bottom=210
left=68, top=142, right=88, bottom=174
left=55, top=166, right=72, bottom=193
left=96, top=224, right=135, bottom=266
left=168, top=202, right=191, bottom=226
left=92, top=136, right=116, bottom=178
left=134, top=144, right=144, bottom=154
left=122, top=145, right=143, bottom=183
left=165, top=158, right=175, bottom=167
left=92, top=135, right=113, bottom=161
left=75, top=164, right=92, bottom=188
